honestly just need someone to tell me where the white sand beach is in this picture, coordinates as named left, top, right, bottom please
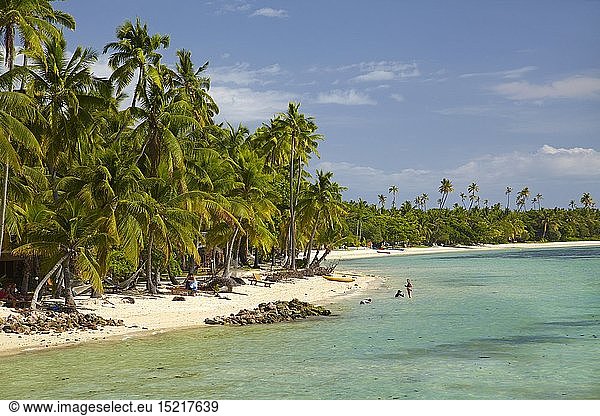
left=1, top=240, right=598, bottom=357
left=0, top=271, right=380, bottom=357
left=327, top=240, right=600, bottom=261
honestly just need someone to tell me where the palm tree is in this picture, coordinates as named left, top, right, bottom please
left=413, top=195, right=422, bottom=210
left=272, top=102, right=322, bottom=269
left=421, top=193, right=429, bottom=211
left=438, top=178, right=453, bottom=209
left=132, top=62, right=198, bottom=181
left=569, top=200, right=576, bottom=210
left=14, top=199, right=113, bottom=307
left=517, top=187, right=530, bottom=211
left=0, top=0, right=73, bottom=253
left=0, top=0, right=75, bottom=73
left=459, top=192, right=467, bottom=209
left=535, top=193, right=543, bottom=210
left=103, top=18, right=170, bottom=108
left=20, top=36, right=108, bottom=180
left=580, top=192, right=594, bottom=209
left=355, top=198, right=368, bottom=243
left=467, top=182, right=479, bottom=210
left=505, top=186, right=512, bottom=210
left=0, top=91, right=40, bottom=252
left=378, top=194, right=386, bottom=212
left=388, top=185, right=398, bottom=209
left=298, top=170, right=345, bottom=266
left=172, top=49, right=218, bottom=127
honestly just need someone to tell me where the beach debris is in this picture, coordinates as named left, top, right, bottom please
left=204, top=299, right=331, bottom=326
left=172, top=296, right=186, bottom=301
left=360, top=298, right=372, bottom=304
left=0, top=310, right=124, bottom=335
left=122, top=296, right=135, bottom=304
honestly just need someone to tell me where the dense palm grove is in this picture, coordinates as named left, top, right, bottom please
left=349, top=182, right=599, bottom=248
left=0, top=2, right=597, bottom=306
left=0, top=2, right=347, bottom=303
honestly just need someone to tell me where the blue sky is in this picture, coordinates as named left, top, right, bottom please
left=59, top=0, right=600, bottom=208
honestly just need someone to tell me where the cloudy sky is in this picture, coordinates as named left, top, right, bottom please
left=60, top=0, right=600, bottom=208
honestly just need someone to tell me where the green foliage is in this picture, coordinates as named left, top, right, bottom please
left=108, top=251, right=136, bottom=282
left=343, top=203, right=600, bottom=247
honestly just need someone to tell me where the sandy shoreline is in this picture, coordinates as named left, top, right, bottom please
left=328, top=240, right=600, bottom=261
left=1, top=240, right=598, bottom=357
left=0, top=271, right=380, bottom=357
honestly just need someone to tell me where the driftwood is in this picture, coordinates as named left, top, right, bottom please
left=201, top=276, right=238, bottom=293
left=304, top=263, right=338, bottom=277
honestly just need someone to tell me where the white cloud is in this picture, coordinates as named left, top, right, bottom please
left=315, top=145, right=600, bottom=205
left=209, top=63, right=283, bottom=86
left=91, top=55, right=113, bottom=79
left=352, top=70, right=395, bottom=82
left=449, top=145, right=600, bottom=181
left=345, top=61, right=420, bottom=82
left=215, top=1, right=252, bottom=15
left=210, top=86, right=295, bottom=123
left=460, top=66, right=538, bottom=79
left=314, top=161, right=431, bottom=202
left=251, top=8, right=288, bottom=18
left=390, top=93, right=405, bottom=102
left=434, top=105, right=495, bottom=116
left=492, top=76, right=600, bottom=100
left=316, top=89, right=376, bottom=105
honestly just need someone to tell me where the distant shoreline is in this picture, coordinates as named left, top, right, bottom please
left=328, top=240, right=600, bottom=261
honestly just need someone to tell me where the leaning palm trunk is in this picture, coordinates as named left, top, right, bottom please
left=222, top=227, right=239, bottom=277
left=30, top=254, right=69, bottom=309
left=310, top=247, right=331, bottom=269
left=118, top=262, right=145, bottom=290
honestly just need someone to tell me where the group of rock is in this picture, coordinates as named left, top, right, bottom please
left=204, top=298, right=331, bottom=326
left=0, top=310, right=124, bottom=334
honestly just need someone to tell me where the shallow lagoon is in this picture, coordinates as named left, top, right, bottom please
left=2, top=247, right=599, bottom=399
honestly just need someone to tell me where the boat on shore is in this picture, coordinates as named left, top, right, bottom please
left=322, top=275, right=355, bottom=283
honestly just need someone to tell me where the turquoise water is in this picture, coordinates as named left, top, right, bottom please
left=2, top=247, right=599, bottom=399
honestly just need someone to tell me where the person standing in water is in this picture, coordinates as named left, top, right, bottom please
left=405, top=279, right=413, bottom=298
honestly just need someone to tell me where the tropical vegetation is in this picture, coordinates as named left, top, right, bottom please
left=0, top=3, right=597, bottom=308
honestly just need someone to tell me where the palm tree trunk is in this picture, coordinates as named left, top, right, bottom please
left=0, top=163, right=9, bottom=254
left=306, top=212, right=320, bottom=268
left=30, top=254, right=69, bottom=309
left=63, top=255, right=76, bottom=307
left=253, top=246, right=259, bottom=268
left=222, top=227, right=239, bottom=277
left=311, top=248, right=331, bottom=269
left=289, top=132, right=296, bottom=270
left=146, top=234, right=157, bottom=294
left=167, top=264, right=178, bottom=285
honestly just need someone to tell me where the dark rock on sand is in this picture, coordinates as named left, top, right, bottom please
left=204, top=298, right=331, bottom=326
left=1, top=310, right=124, bottom=335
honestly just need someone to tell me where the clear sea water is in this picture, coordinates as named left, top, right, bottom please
left=2, top=247, right=599, bottom=399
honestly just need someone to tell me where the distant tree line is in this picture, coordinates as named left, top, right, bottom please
left=350, top=180, right=598, bottom=247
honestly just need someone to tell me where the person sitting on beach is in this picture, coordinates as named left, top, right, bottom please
left=395, top=289, right=405, bottom=298
left=405, top=279, right=413, bottom=298
left=185, top=273, right=198, bottom=294
left=1, top=283, right=21, bottom=307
